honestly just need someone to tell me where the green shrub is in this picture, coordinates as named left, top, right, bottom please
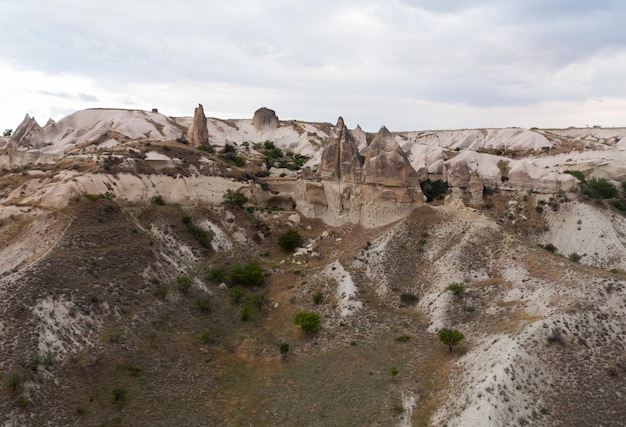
left=447, top=282, right=465, bottom=297
left=228, top=286, right=245, bottom=303
left=400, top=293, right=418, bottom=304
left=568, top=252, right=583, bottom=262
left=230, top=261, right=265, bottom=287
left=240, top=303, right=252, bottom=321
left=278, top=229, right=302, bottom=251
left=222, top=143, right=237, bottom=153
left=75, top=405, right=86, bottom=415
left=7, top=372, right=22, bottom=392
left=112, top=387, right=127, bottom=403
left=152, top=195, right=165, bottom=205
left=582, top=177, right=618, bottom=199
left=279, top=342, right=289, bottom=355
left=222, top=189, right=248, bottom=208
left=176, top=276, right=191, bottom=293
left=609, top=199, right=626, bottom=213
left=294, top=311, right=320, bottom=333
left=313, top=291, right=324, bottom=305
left=154, top=285, right=168, bottom=300
left=205, top=267, right=227, bottom=284
left=395, top=334, right=411, bottom=343
left=540, top=243, right=557, bottom=253
left=197, top=144, right=215, bottom=153
left=438, top=328, right=464, bottom=352
left=420, top=179, right=449, bottom=202
left=563, top=170, right=585, bottom=181
left=391, top=366, right=399, bottom=376
left=200, top=332, right=215, bottom=344
left=463, top=306, right=475, bottom=312
left=196, top=297, right=211, bottom=314
left=85, top=193, right=99, bottom=201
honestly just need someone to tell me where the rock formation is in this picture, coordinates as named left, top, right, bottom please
left=190, top=104, right=209, bottom=147
left=10, top=114, right=45, bottom=148
left=319, top=117, right=362, bottom=183
left=362, top=126, right=419, bottom=187
left=252, top=107, right=279, bottom=131
left=297, top=119, right=425, bottom=227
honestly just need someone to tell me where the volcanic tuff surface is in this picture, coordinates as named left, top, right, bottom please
left=1, top=107, right=626, bottom=426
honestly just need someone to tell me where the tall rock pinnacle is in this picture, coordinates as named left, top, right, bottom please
left=190, top=104, right=209, bottom=146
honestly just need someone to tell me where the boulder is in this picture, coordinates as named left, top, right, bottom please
left=252, top=107, right=279, bottom=131
left=190, top=104, right=209, bottom=147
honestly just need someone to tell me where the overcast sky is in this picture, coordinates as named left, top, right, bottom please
left=1, top=0, right=625, bottom=132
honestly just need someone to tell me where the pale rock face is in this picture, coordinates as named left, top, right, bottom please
left=190, top=104, right=209, bottom=147
left=362, top=126, right=420, bottom=188
left=252, top=107, right=279, bottom=131
left=319, top=117, right=362, bottom=183
left=508, top=162, right=579, bottom=194
left=11, top=114, right=45, bottom=148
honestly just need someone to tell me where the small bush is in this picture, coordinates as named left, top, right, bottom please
left=463, top=306, right=475, bottom=313
left=540, top=243, right=557, bottom=253
left=112, top=387, right=127, bottom=403
left=176, top=276, right=191, bottom=293
left=228, top=286, right=246, bottom=303
left=200, top=332, right=215, bottom=344
left=7, top=372, right=21, bottom=393
left=205, top=267, right=227, bottom=284
left=154, top=285, right=168, bottom=300
left=196, top=144, right=215, bottom=153
left=230, top=261, right=265, bottom=287
left=222, top=189, right=248, bottom=208
left=85, top=193, right=99, bottom=201
left=391, top=366, right=399, bottom=376
left=400, top=293, right=418, bottom=304
left=279, top=342, right=289, bottom=355
left=447, top=282, right=465, bottom=297
left=196, top=297, right=211, bottom=314
left=152, top=195, right=165, bottom=205
left=294, top=311, right=320, bottom=333
left=240, top=303, right=252, bottom=321
left=69, top=194, right=81, bottom=203
left=582, top=177, right=619, bottom=199
left=312, top=291, right=324, bottom=305
left=568, top=252, right=583, bottom=262
left=278, top=229, right=302, bottom=252
left=395, top=334, right=411, bottom=343
left=420, top=179, right=449, bottom=202
left=563, top=170, right=585, bottom=182
left=75, top=406, right=86, bottom=415
left=438, top=328, right=464, bottom=352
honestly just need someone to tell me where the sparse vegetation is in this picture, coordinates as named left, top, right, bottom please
left=395, top=334, right=411, bottom=342
left=152, top=194, right=165, bottom=205
left=540, top=243, right=558, bottom=253
left=7, top=372, right=22, bottom=392
left=279, top=342, right=289, bottom=358
left=313, top=291, right=324, bottom=305
left=278, top=229, right=302, bottom=252
left=294, top=311, right=320, bottom=333
left=195, top=297, right=211, bottom=314
left=3, top=128, right=12, bottom=137
left=568, top=252, right=583, bottom=262
left=223, top=189, right=248, bottom=208
left=176, top=275, right=192, bottom=293
left=391, top=366, right=399, bottom=376
left=447, top=282, right=465, bottom=297
left=420, top=179, right=449, bottom=202
left=400, top=292, right=418, bottom=304
left=438, top=328, right=464, bottom=353
left=230, top=260, right=265, bottom=287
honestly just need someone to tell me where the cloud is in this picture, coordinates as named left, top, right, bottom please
left=1, top=1, right=625, bottom=131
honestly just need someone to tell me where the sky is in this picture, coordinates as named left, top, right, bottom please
left=1, top=0, right=626, bottom=132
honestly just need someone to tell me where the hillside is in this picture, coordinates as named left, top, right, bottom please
left=1, top=106, right=626, bottom=426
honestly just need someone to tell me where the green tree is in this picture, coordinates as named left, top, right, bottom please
left=294, top=311, right=320, bottom=333
left=230, top=261, right=265, bottom=287
left=223, top=189, right=248, bottom=208
left=3, top=129, right=12, bottom=137
left=438, top=328, right=464, bottom=353
left=278, top=229, right=302, bottom=252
